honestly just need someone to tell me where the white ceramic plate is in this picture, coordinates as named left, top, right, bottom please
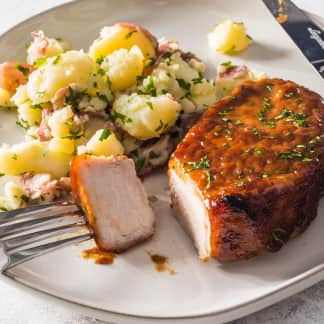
left=1, top=0, right=324, bottom=323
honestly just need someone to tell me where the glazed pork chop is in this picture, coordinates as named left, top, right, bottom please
left=169, top=78, right=324, bottom=261
left=71, top=155, right=155, bottom=252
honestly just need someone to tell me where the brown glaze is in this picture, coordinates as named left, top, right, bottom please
left=82, top=246, right=115, bottom=265
left=147, top=252, right=175, bottom=275
left=169, top=78, right=324, bottom=260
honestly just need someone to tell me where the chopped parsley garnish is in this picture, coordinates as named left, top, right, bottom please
left=258, top=108, right=266, bottom=122
left=264, top=121, right=276, bottom=128
left=143, top=76, right=157, bottom=96
left=293, top=112, right=308, bottom=127
left=162, top=52, right=173, bottom=59
left=149, top=151, right=160, bottom=159
left=97, top=93, right=109, bottom=104
left=176, top=78, right=191, bottom=92
left=93, top=81, right=98, bottom=88
left=136, top=75, right=145, bottom=82
left=244, top=147, right=254, bottom=154
left=222, top=117, right=230, bottom=123
left=308, top=136, right=321, bottom=151
left=205, top=170, right=212, bottom=189
left=63, top=127, right=83, bottom=139
left=20, top=194, right=29, bottom=203
left=273, top=109, right=308, bottom=127
left=231, top=95, right=238, bottom=102
left=192, top=73, right=204, bottom=84
left=221, top=61, right=234, bottom=67
left=184, top=156, right=210, bottom=173
left=125, top=30, right=137, bottom=39
left=235, top=181, right=245, bottom=187
left=234, top=120, right=243, bottom=125
left=218, top=110, right=229, bottom=116
left=302, top=157, right=313, bottom=162
left=146, top=101, right=153, bottom=110
left=272, top=227, right=286, bottom=245
left=284, top=91, right=294, bottom=98
left=255, top=147, right=263, bottom=156
left=16, top=118, right=29, bottom=130
left=146, top=57, right=156, bottom=67
left=263, top=97, right=272, bottom=109
left=65, top=87, right=86, bottom=107
left=12, top=154, right=17, bottom=160
left=110, top=110, right=132, bottom=124
left=96, top=56, right=104, bottom=65
left=274, top=108, right=292, bottom=120
left=162, top=52, right=173, bottom=65
left=261, top=172, right=270, bottom=179
left=266, top=84, right=274, bottom=92
left=97, top=68, right=106, bottom=76
left=30, top=103, right=43, bottom=110
left=155, top=120, right=168, bottom=132
left=246, top=34, right=253, bottom=40
left=34, top=57, right=47, bottom=68
left=36, top=90, right=46, bottom=97
left=135, top=157, right=145, bottom=173
left=236, top=169, right=245, bottom=179
left=0, top=173, right=5, bottom=177
left=16, top=63, right=29, bottom=76
left=252, top=127, right=259, bottom=136
left=99, top=128, right=112, bottom=141
left=0, top=207, right=8, bottom=212
left=53, top=55, right=61, bottom=65
left=224, top=129, right=232, bottom=135
left=278, top=150, right=303, bottom=160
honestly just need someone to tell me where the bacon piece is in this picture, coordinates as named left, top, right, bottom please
left=37, top=108, right=52, bottom=141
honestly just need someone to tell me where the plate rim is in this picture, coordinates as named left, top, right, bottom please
left=3, top=262, right=324, bottom=323
left=1, top=0, right=324, bottom=322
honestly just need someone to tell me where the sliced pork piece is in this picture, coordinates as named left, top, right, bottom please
left=71, top=155, right=155, bottom=252
left=169, top=78, right=324, bottom=261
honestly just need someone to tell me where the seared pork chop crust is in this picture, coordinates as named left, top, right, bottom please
left=169, top=78, right=324, bottom=261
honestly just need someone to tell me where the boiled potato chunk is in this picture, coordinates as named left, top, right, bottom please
left=208, top=20, right=252, bottom=54
left=102, top=45, right=144, bottom=91
left=12, top=85, right=29, bottom=106
left=0, top=140, right=73, bottom=178
left=27, top=31, right=69, bottom=64
left=83, top=129, right=124, bottom=156
left=47, top=106, right=74, bottom=138
left=89, top=23, right=157, bottom=62
left=27, top=50, right=95, bottom=104
left=49, top=138, right=75, bottom=154
left=17, top=101, right=42, bottom=127
left=112, top=93, right=180, bottom=140
left=3, top=182, right=29, bottom=209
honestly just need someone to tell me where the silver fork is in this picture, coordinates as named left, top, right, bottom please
left=0, top=201, right=92, bottom=272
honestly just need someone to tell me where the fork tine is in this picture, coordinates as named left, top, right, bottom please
left=0, top=202, right=80, bottom=225
left=5, top=222, right=90, bottom=253
left=3, top=233, right=91, bottom=271
left=0, top=202, right=82, bottom=239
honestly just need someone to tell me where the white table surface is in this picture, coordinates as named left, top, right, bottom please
left=0, top=1, right=324, bottom=323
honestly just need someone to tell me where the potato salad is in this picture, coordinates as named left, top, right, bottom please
left=0, top=22, right=264, bottom=211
